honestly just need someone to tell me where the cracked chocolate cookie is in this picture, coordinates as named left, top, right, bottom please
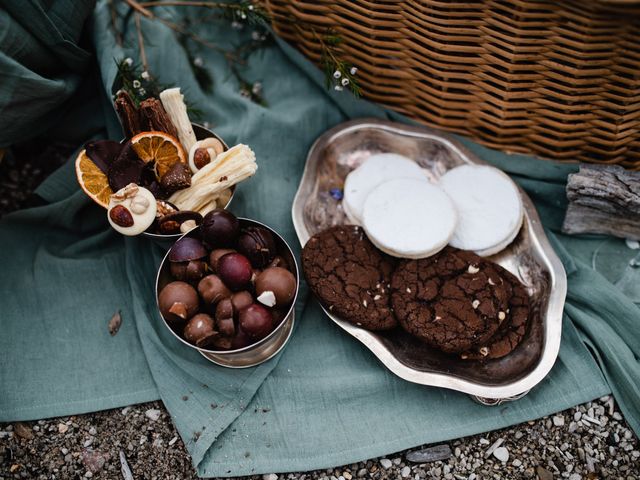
left=461, top=272, right=530, bottom=360
left=391, top=247, right=528, bottom=353
left=302, top=225, right=397, bottom=330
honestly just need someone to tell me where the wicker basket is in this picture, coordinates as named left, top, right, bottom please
left=262, top=0, right=640, bottom=168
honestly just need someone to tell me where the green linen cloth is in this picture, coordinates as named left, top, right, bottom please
left=1, top=1, right=639, bottom=476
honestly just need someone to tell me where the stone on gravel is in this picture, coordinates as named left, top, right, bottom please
left=401, top=466, right=410, bottom=477
left=553, top=415, right=565, bottom=427
left=13, top=422, right=34, bottom=440
left=492, top=447, right=509, bottom=462
left=264, top=474, right=278, bottom=480
left=380, top=458, right=392, bottom=469
left=145, top=409, right=161, bottom=421
left=536, top=466, right=553, bottom=480
left=484, top=438, right=504, bottom=458
left=406, top=444, right=452, bottom=463
left=81, top=449, right=107, bottom=473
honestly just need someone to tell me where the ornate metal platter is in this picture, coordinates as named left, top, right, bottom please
left=291, top=118, right=567, bottom=401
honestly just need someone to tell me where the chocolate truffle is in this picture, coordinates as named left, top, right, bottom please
left=231, top=291, right=253, bottom=312
left=209, top=248, right=235, bottom=272
left=201, top=209, right=239, bottom=247
left=183, top=313, right=217, bottom=347
left=237, top=227, right=277, bottom=268
left=217, top=253, right=253, bottom=291
left=170, top=260, right=207, bottom=282
left=239, top=304, right=274, bottom=340
left=215, top=298, right=235, bottom=336
left=255, top=267, right=296, bottom=308
left=198, top=275, right=231, bottom=306
left=169, top=237, right=208, bottom=281
left=159, top=281, right=199, bottom=326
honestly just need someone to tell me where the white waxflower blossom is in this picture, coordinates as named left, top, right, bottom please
left=248, top=4, right=254, bottom=9
left=124, top=57, right=133, bottom=66
left=140, top=71, right=150, bottom=80
left=132, top=80, right=141, bottom=88
left=193, top=57, right=204, bottom=67
left=252, top=82, right=262, bottom=95
left=138, top=88, right=146, bottom=96
left=333, top=70, right=341, bottom=79
left=341, top=78, right=349, bottom=86
left=350, top=66, right=358, bottom=75
left=241, top=12, right=247, bottom=19
left=334, top=85, right=343, bottom=91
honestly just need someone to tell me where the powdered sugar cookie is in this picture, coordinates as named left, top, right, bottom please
left=343, top=153, right=425, bottom=225
left=439, top=165, right=523, bottom=256
left=362, top=178, right=457, bottom=259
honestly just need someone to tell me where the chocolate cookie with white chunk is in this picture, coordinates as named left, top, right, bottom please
left=302, top=225, right=397, bottom=330
left=461, top=271, right=530, bottom=360
left=391, top=247, right=528, bottom=354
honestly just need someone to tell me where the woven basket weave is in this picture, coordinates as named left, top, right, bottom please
left=262, top=0, right=640, bottom=168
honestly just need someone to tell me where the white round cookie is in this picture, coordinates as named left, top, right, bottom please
left=439, top=164, right=523, bottom=256
left=343, top=153, right=425, bottom=225
left=362, top=178, right=457, bottom=259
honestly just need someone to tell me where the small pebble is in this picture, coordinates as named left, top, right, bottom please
left=492, top=447, right=509, bottom=462
left=263, top=474, right=278, bottom=480
left=553, top=416, right=565, bottom=427
left=145, top=409, right=161, bottom=422
left=401, top=466, right=410, bottom=478
left=379, top=459, right=392, bottom=470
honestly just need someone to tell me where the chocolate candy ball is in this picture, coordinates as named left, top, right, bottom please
left=239, top=303, right=274, bottom=340
left=237, top=227, right=277, bottom=268
left=231, top=291, right=253, bottom=313
left=217, top=253, right=253, bottom=291
left=201, top=209, right=239, bottom=247
left=170, top=259, right=207, bottom=282
left=197, top=275, right=231, bottom=306
left=215, top=298, right=235, bottom=336
left=255, top=267, right=296, bottom=308
left=183, top=313, right=217, bottom=347
left=159, top=281, right=199, bottom=326
left=209, top=248, right=235, bottom=272
left=168, top=237, right=207, bottom=262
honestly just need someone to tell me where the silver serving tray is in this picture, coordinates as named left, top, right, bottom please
left=291, top=118, right=567, bottom=401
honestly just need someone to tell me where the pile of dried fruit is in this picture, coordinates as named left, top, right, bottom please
left=75, top=87, right=257, bottom=236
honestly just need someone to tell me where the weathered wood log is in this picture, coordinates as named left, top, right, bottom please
left=562, top=164, right=640, bottom=240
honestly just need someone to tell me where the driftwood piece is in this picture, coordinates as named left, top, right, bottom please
left=562, top=164, right=640, bottom=240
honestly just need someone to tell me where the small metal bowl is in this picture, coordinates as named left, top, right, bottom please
left=142, top=123, right=234, bottom=248
left=155, top=218, right=299, bottom=368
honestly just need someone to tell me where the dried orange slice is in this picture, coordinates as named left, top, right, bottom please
left=75, top=149, right=113, bottom=208
left=130, top=131, right=187, bottom=179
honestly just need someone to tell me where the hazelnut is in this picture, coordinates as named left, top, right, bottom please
left=109, top=205, right=134, bottom=227
left=194, top=148, right=211, bottom=169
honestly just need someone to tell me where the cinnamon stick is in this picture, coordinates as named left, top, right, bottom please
left=139, top=97, right=179, bottom=138
left=114, top=91, right=142, bottom=138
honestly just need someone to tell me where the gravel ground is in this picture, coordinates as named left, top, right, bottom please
left=1, top=397, right=638, bottom=479
left=1, top=144, right=639, bottom=480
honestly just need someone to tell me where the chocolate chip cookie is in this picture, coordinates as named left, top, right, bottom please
left=391, top=247, right=527, bottom=353
left=461, top=272, right=530, bottom=360
left=302, top=225, right=397, bottom=330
